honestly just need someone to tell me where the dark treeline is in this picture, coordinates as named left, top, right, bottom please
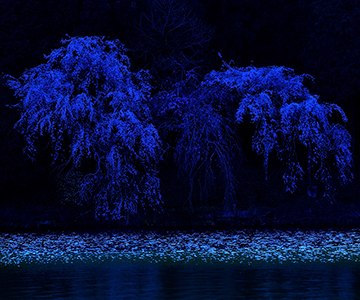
left=1, top=0, right=360, bottom=229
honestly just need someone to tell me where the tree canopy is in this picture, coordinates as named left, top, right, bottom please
left=202, top=63, right=353, bottom=194
left=6, top=36, right=162, bottom=220
left=4, top=35, right=354, bottom=222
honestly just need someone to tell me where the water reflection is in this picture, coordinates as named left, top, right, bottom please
left=1, top=262, right=360, bottom=299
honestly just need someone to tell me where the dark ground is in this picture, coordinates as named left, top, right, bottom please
left=1, top=191, right=360, bottom=232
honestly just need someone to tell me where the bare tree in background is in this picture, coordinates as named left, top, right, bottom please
left=133, top=0, right=213, bottom=86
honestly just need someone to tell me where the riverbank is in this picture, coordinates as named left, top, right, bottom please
left=2, top=229, right=360, bottom=266
left=2, top=229, right=360, bottom=299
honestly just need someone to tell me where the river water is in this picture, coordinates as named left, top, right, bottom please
left=1, top=229, right=360, bottom=299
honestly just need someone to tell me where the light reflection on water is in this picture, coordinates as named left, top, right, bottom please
left=1, top=262, right=360, bottom=299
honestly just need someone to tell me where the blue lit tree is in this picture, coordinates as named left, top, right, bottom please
left=203, top=62, right=353, bottom=195
left=281, top=96, right=353, bottom=195
left=155, top=71, right=240, bottom=211
left=6, top=36, right=162, bottom=220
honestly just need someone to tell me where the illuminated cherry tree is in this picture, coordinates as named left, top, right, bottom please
left=203, top=62, right=353, bottom=194
left=6, top=36, right=162, bottom=220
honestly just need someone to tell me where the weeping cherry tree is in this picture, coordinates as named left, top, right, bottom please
left=203, top=62, right=353, bottom=195
left=5, top=36, right=162, bottom=220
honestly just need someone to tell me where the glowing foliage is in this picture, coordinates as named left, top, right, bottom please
left=281, top=97, right=353, bottom=193
left=203, top=63, right=353, bottom=193
left=5, top=35, right=354, bottom=213
left=6, top=36, right=161, bottom=220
